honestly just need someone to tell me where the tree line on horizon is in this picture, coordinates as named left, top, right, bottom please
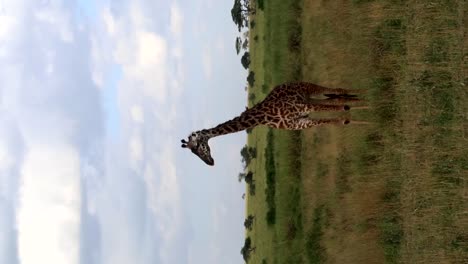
left=231, top=0, right=263, bottom=88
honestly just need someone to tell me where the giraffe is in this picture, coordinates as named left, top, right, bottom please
left=181, top=82, right=368, bottom=166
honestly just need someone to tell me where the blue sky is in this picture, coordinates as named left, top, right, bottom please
left=0, top=0, right=248, bottom=263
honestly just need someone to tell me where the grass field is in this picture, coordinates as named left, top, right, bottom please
left=243, top=0, right=467, bottom=263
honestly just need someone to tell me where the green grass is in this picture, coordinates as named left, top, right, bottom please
left=305, top=205, right=327, bottom=264
left=245, top=1, right=306, bottom=262
left=244, top=0, right=467, bottom=263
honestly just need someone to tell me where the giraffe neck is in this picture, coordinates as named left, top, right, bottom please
left=203, top=109, right=261, bottom=138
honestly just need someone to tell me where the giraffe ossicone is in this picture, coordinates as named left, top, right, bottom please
left=182, top=82, right=366, bottom=166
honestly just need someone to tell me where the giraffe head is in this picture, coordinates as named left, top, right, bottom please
left=181, top=131, right=214, bottom=166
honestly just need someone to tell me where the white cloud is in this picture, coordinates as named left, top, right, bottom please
left=128, top=2, right=151, bottom=30
left=16, top=144, right=81, bottom=264
left=170, top=4, right=183, bottom=38
left=215, top=37, right=226, bottom=55
left=95, top=2, right=188, bottom=263
left=212, top=203, right=228, bottom=235
left=34, top=3, right=74, bottom=43
left=170, top=3, right=184, bottom=60
left=143, top=146, right=181, bottom=264
left=202, top=49, right=213, bottom=80
left=0, top=141, right=14, bottom=171
left=102, top=8, right=116, bottom=36
left=129, top=133, right=143, bottom=165
left=0, top=131, right=19, bottom=264
left=0, top=0, right=25, bottom=42
left=130, top=105, right=144, bottom=123
left=0, top=14, right=16, bottom=42
left=0, top=1, right=24, bottom=59
left=169, top=3, right=184, bottom=96
left=90, top=36, right=105, bottom=88
left=114, top=27, right=168, bottom=104
left=91, top=8, right=118, bottom=89
left=106, top=4, right=184, bottom=244
left=208, top=204, right=228, bottom=262
left=0, top=2, right=104, bottom=264
left=45, top=50, right=55, bottom=75
left=0, top=201, right=19, bottom=264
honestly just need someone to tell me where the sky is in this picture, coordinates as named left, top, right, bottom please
left=0, top=0, right=249, bottom=263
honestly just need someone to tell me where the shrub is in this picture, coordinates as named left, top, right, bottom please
left=247, top=71, right=255, bottom=86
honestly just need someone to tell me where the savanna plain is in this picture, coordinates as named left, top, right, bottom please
left=240, top=0, right=467, bottom=263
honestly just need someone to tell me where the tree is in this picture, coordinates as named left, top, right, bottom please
left=240, top=237, right=255, bottom=262
left=235, top=37, right=242, bottom=54
left=247, top=71, right=255, bottom=86
left=231, top=0, right=246, bottom=32
left=248, top=92, right=256, bottom=102
left=244, top=171, right=254, bottom=184
left=241, top=52, right=251, bottom=69
left=250, top=20, right=256, bottom=29
left=239, top=171, right=256, bottom=195
left=257, top=0, right=265, bottom=11
left=249, top=181, right=256, bottom=196
left=244, top=215, right=255, bottom=230
left=240, top=145, right=257, bottom=168
left=235, top=31, right=249, bottom=56
left=238, top=171, right=248, bottom=182
left=242, top=38, right=249, bottom=50
left=231, top=0, right=255, bottom=32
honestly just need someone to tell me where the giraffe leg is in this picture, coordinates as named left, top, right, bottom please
left=321, top=87, right=365, bottom=96
left=301, top=83, right=364, bottom=96
left=320, top=99, right=370, bottom=110
left=282, top=118, right=350, bottom=130
left=310, top=97, right=362, bottom=105
left=323, top=93, right=358, bottom=99
left=299, top=101, right=370, bottom=114
left=306, top=104, right=351, bottom=112
left=323, top=92, right=366, bottom=99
